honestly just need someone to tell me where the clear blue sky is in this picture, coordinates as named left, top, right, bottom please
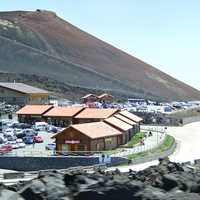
left=1, top=0, right=200, bottom=90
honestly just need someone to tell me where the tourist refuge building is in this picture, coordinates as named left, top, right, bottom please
left=0, top=82, right=49, bottom=105
left=43, top=107, right=84, bottom=127
left=17, top=105, right=53, bottom=124
left=118, top=110, right=143, bottom=132
left=74, top=108, right=119, bottom=124
left=52, top=121, right=122, bottom=152
left=104, top=117, right=133, bottom=144
left=16, top=105, right=143, bottom=152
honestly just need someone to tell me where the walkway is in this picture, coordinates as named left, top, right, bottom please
left=111, top=127, right=166, bottom=157
left=109, top=122, right=200, bottom=172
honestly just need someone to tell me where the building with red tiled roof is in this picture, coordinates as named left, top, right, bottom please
left=81, top=94, right=98, bottom=104
left=118, top=110, right=143, bottom=132
left=104, top=117, right=134, bottom=144
left=43, top=107, right=84, bottom=127
left=16, top=105, right=53, bottom=124
left=52, top=121, right=122, bottom=152
left=74, top=108, right=119, bottom=124
left=98, top=93, right=114, bottom=102
left=119, top=110, right=143, bottom=123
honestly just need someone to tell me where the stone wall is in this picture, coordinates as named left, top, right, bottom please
left=0, top=156, right=127, bottom=171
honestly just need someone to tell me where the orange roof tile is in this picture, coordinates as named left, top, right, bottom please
left=119, top=110, right=143, bottom=123
left=114, top=114, right=136, bottom=126
left=52, top=121, right=122, bottom=139
left=44, top=107, right=84, bottom=117
left=75, top=108, right=119, bottom=119
left=16, top=105, right=53, bottom=115
left=104, top=117, right=133, bottom=131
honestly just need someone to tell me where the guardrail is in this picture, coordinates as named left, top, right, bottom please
left=130, top=139, right=177, bottom=165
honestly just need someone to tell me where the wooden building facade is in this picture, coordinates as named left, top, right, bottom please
left=52, top=122, right=122, bottom=152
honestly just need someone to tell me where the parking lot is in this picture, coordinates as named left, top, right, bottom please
left=11, top=131, right=55, bottom=156
left=0, top=118, right=58, bottom=157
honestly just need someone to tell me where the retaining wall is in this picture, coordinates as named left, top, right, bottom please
left=0, top=156, right=127, bottom=171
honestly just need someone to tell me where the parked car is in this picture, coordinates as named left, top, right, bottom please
left=16, top=138, right=25, bottom=148
left=8, top=141, right=19, bottom=149
left=47, top=125, right=58, bottom=133
left=23, top=136, right=34, bottom=145
left=33, top=136, right=43, bottom=143
left=34, top=122, right=48, bottom=131
left=4, top=128, right=15, bottom=137
left=7, top=135, right=17, bottom=141
left=11, top=123, right=32, bottom=129
left=45, top=143, right=56, bottom=150
left=0, top=144, right=12, bottom=154
left=23, top=129, right=38, bottom=137
left=15, top=129, right=26, bottom=139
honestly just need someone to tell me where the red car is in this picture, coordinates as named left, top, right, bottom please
left=0, top=144, right=12, bottom=154
left=33, top=136, right=43, bottom=143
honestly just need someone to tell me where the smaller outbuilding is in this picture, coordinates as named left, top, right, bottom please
left=98, top=93, right=114, bottom=103
left=16, top=105, right=53, bottom=124
left=52, top=121, right=122, bottom=152
left=81, top=94, right=98, bottom=104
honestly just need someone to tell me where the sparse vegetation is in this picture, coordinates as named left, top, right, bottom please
left=127, top=135, right=175, bottom=160
left=123, top=132, right=145, bottom=147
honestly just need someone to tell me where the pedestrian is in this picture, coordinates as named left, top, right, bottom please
left=102, top=153, right=105, bottom=163
left=32, top=139, right=35, bottom=148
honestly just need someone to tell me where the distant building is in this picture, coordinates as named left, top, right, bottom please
left=98, top=93, right=114, bottom=103
left=0, top=82, right=49, bottom=105
left=81, top=94, right=98, bottom=104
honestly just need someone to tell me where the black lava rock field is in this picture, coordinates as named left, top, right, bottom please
left=1, top=157, right=200, bottom=200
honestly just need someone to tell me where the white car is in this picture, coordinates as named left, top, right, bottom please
left=16, top=138, right=23, bottom=143
left=18, top=142, right=26, bottom=148
left=7, top=141, right=19, bottom=149
left=34, top=122, right=48, bottom=131
left=14, top=129, right=23, bottom=135
left=4, top=128, right=15, bottom=137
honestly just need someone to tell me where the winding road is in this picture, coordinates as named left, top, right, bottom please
left=109, top=122, right=200, bottom=172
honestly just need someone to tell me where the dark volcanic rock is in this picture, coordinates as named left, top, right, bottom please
left=2, top=157, right=200, bottom=199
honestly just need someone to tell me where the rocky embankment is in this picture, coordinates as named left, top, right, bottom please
left=1, top=158, right=200, bottom=199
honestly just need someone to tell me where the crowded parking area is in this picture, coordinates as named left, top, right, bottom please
left=0, top=119, right=58, bottom=156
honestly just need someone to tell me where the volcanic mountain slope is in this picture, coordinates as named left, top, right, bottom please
left=0, top=10, right=199, bottom=101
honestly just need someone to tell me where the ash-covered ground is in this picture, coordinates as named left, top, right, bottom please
left=1, top=158, right=200, bottom=200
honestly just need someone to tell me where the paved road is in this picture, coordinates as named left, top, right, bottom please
left=109, top=122, right=200, bottom=172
